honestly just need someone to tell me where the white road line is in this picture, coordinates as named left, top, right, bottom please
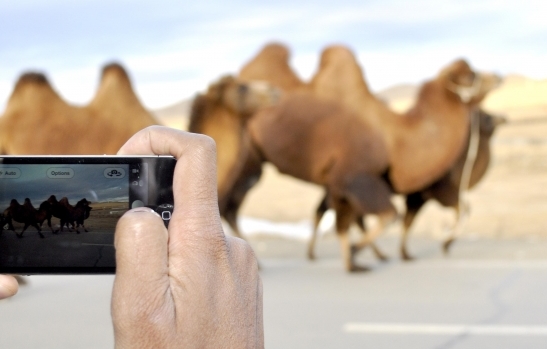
left=344, top=323, right=547, bottom=336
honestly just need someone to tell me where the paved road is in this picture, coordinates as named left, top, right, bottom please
left=1, top=235, right=547, bottom=349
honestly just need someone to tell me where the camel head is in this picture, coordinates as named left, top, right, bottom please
left=440, top=59, right=502, bottom=105
left=188, top=75, right=281, bottom=202
left=478, top=110, right=507, bottom=137
left=206, top=75, right=281, bottom=118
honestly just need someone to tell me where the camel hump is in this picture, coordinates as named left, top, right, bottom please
left=15, top=72, right=50, bottom=87
left=10, top=71, right=57, bottom=97
left=318, top=45, right=357, bottom=67
left=91, top=61, right=157, bottom=124
left=100, top=62, right=131, bottom=85
left=310, top=45, right=372, bottom=102
left=239, top=42, right=304, bottom=91
left=92, top=61, right=138, bottom=104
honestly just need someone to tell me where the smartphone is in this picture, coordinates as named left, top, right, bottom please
left=0, top=156, right=176, bottom=274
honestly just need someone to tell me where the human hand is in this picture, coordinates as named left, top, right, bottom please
left=113, top=126, right=263, bottom=348
left=0, top=274, right=18, bottom=299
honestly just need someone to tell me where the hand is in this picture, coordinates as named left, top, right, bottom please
left=0, top=274, right=18, bottom=299
left=113, top=126, right=263, bottom=348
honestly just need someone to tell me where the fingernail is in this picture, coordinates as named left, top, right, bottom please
left=130, top=208, right=161, bottom=218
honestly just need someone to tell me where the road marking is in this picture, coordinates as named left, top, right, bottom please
left=344, top=323, right=547, bottom=336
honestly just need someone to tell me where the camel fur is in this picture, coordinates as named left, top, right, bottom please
left=0, top=63, right=159, bottom=155
left=188, top=75, right=281, bottom=218
left=308, top=110, right=507, bottom=261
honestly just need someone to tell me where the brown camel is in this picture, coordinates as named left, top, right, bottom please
left=209, top=43, right=308, bottom=239
left=188, top=75, right=281, bottom=217
left=1, top=198, right=54, bottom=238
left=310, top=46, right=501, bottom=193
left=0, top=63, right=160, bottom=155
left=308, top=110, right=507, bottom=261
left=247, top=91, right=397, bottom=271
left=190, top=44, right=302, bottom=240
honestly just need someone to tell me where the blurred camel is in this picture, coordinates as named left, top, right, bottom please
left=308, top=109, right=507, bottom=261
left=0, top=63, right=159, bottom=155
left=191, top=44, right=304, bottom=240
left=188, top=75, right=281, bottom=216
left=310, top=46, right=501, bottom=194
left=192, top=53, right=500, bottom=270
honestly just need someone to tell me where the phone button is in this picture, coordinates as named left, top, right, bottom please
left=47, top=167, right=74, bottom=179
left=155, top=204, right=174, bottom=227
left=104, top=167, right=126, bottom=179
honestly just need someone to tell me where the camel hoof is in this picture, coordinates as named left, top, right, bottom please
left=349, top=264, right=371, bottom=273
left=307, top=251, right=316, bottom=261
left=376, top=254, right=390, bottom=262
left=39, top=233, right=45, bottom=239
left=350, top=244, right=361, bottom=255
left=443, top=239, right=454, bottom=254
left=16, top=233, right=23, bottom=239
left=402, top=253, right=415, bottom=262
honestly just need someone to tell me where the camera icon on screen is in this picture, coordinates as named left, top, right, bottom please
left=103, top=168, right=126, bottom=179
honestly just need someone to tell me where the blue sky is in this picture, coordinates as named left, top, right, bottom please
left=0, top=0, right=545, bottom=112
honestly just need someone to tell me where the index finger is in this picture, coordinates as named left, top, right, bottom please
left=118, top=126, right=223, bottom=241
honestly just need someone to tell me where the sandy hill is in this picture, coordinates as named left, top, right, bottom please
left=152, top=98, right=193, bottom=130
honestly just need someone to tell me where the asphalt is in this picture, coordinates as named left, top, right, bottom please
left=1, top=234, right=547, bottom=349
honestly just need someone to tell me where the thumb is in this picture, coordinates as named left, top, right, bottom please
left=112, top=208, right=170, bottom=326
left=0, top=275, right=18, bottom=299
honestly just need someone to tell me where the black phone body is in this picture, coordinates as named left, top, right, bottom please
left=0, top=156, right=176, bottom=274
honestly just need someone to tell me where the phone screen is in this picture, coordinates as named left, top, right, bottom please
left=0, top=157, right=174, bottom=274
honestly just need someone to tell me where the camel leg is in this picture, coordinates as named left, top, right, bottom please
left=352, top=210, right=397, bottom=254
left=354, top=216, right=389, bottom=261
left=401, top=193, right=426, bottom=261
left=43, top=218, right=54, bottom=233
left=308, top=196, right=329, bottom=261
left=443, top=203, right=469, bottom=254
left=334, top=200, right=369, bottom=272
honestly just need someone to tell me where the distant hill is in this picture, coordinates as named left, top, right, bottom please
left=152, top=98, right=193, bottom=130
